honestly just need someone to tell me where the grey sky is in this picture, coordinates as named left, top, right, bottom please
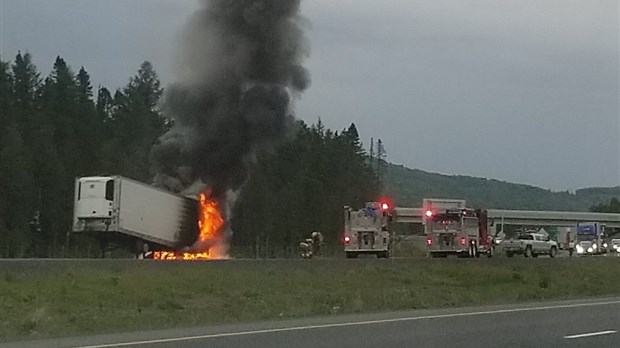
left=1, top=0, right=618, bottom=191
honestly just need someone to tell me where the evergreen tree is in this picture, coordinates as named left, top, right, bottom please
left=1, top=53, right=42, bottom=256
left=74, top=66, right=101, bottom=174
left=40, top=56, right=77, bottom=159
left=30, top=57, right=80, bottom=253
left=11, top=52, right=39, bottom=108
left=96, top=86, right=113, bottom=122
left=0, top=125, right=37, bottom=256
left=126, top=61, right=163, bottom=111
left=342, top=123, right=364, bottom=155
left=0, top=60, right=13, bottom=133
left=11, top=52, right=40, bottom=147
left=76, top=67, right=94, bottom=104
left=102, top=61, right=166, bottom=181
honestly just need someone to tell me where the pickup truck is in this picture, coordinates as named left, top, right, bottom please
left=502, top=233, right=558, bottom=258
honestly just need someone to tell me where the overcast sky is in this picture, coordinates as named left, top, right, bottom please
left=1, top=0, right=618, bottom=191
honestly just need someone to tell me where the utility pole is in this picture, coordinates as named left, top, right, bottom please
left=369, top=137, right=374, bottom=171
left=377, top=139, right=387, bottom=184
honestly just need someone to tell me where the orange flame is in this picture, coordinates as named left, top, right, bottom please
left=197, top=191, right=224, bottom=244
left=153, top=190, right=227, bottom=260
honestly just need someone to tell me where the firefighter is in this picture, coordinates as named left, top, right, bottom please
left=486, top=234, right=494, bottom=257
left=300, top=237, right=313, bottom=258
left=566, top=231, right=574, bottom=257
left=311, top=231, right=323, bottom=257
left=300, top=232, right=323, bottom=258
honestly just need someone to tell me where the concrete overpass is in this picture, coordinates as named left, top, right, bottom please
left=393, top=208, right=620, bottom=228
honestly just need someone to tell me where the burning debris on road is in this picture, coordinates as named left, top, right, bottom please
left=152, top=251, right=211, bottom=260
left=150, top=0, right=310, bottom=259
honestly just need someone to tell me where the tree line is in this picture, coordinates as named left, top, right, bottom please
left=590, top=198, right=620, bottom=214
left=0, top=52, right=380, bottom=257
left=231, top=120, right=380, bottom=257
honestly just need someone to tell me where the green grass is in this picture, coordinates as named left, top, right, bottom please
left=1, top=257, right=619, bottom=341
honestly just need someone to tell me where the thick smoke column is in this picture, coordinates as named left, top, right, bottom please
left=151, top=0, right=310, bottom=199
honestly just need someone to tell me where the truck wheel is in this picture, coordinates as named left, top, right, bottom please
left=524, top=246, right=533, bottom=258
left=506, top=251, right=514, bottom=258
left=550, top=247, right=557, bottom=258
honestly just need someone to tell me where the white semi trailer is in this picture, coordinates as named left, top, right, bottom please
left=72, top=176, right=199, bottom=256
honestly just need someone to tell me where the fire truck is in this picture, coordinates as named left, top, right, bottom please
left=343, top=202, right=391, bottom=258
left=423, top=198, right=493, bottom=258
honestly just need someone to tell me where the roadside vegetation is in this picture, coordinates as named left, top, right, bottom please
left=2, top=257, right=619, bottom=341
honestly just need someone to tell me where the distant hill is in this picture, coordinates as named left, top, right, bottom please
left=384, top=163, right=620, bottom=211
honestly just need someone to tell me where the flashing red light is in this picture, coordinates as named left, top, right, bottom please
left=425, top=210, right=433, bottom=217
left=381, top=203, right=389, bottom=210
left=344, top=236, right=351, bottom=244
left=460, top=237, right=466, bottom=246
left=426, top=237, right=433, bottom=246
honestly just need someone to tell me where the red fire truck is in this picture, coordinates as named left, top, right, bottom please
left=423, top=198, right=493, bottom=258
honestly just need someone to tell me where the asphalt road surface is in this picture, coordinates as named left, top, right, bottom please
left=5, top=297, right=619, bottom=348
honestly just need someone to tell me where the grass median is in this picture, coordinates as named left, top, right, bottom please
left=1, top=257, right=619, bottom=341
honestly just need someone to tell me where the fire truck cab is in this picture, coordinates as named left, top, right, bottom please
left=423, top=198, right=492, bottom=258
left=343, top=202, right=391, bottom=258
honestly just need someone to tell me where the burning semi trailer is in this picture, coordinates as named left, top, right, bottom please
left=72, top=176, right=228, bottom=260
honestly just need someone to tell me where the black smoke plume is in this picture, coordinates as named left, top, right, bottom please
left=151, top=0, right=310, bottom=201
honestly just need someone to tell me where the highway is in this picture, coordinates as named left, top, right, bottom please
left=4, top=298, right=619, bottom=348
